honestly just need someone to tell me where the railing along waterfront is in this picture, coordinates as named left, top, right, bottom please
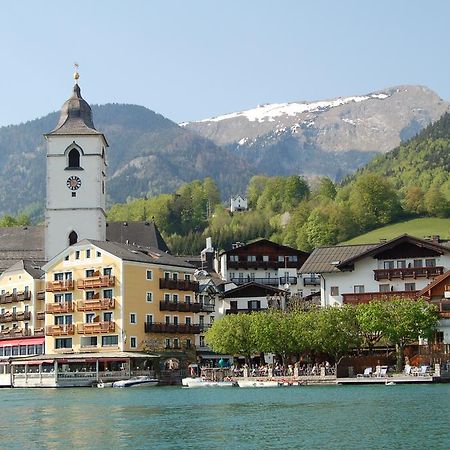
left=373, top=266, right=444, bottom=281
left=342, top=290, right=419, bottom=304
left=77, top=276, right=115, bottom=289
left=159, top=278, right=199, bottom=292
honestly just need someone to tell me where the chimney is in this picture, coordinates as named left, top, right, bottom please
left=201, top=237, right=214, bottom=271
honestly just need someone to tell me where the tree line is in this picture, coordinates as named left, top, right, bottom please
left=204, top=298, right=439, bottom=371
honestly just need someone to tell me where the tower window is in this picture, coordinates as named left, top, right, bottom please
left=69, top=231, right=78, bottom=246
left=68, top=148, right=81, bottom=168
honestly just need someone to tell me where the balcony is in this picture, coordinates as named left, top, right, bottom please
left=34, top=328, right=45, bottom=336
left=78, top=321, right=115, bottom=334
left=373, top=266, right=444, bottom=281
left=342, top=290, right=418, bottom=305
left=159, top=278, right=199, bottom=292
left=432, top=300, right=450, bottom=319
left=77, top=275, right=115, bottom=289
left=0, top=313, right=13, bottom=323
left=200, top=303, right=215, bottom=312
left=36, top=311, right=45, bottom=320
left=36, top=291, right=45, bottom=300
left=16, top=291, right=32, bottom=301
left=226, top=308, right=268, bottom=314
left=77, top=298, right=115, bottom=311
left=15, top=311, right=31, bottom=321
left=0, top=328, right=32, bottom=338
left=45, top=324, right=75, bottom=336
left=45, top=302, right=75, bottom=314
left=227, top=260, right=300, bottom=270
left=46, top=280, right=74, bottom=292
left=0, top=294, right=12, bottom=304
left=159, top=301, right=201, bottom=313
left=231, top=276, right=297, bottom=287
left=303, top=276, right=320, bottom=286
left=144, top=322, right=200, bottom=334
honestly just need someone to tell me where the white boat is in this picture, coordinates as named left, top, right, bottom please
left=181, top=377, right=235, bottom=388
left=237, top=379, right=280, bottom=388
left=112, top=376, right=159, bottom=388
left=385, top=381, right=396, bottom=386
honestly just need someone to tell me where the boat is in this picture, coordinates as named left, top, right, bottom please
left=385, top=381, right=396, bottom=386
left=181, top=377, right=235, bottom=388
left=237, top=379, right=280, bottom=388
left=112, top=376, right=159, bottom=388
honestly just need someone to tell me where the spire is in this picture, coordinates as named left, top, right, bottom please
left=46, top=65, right=99, bottom=136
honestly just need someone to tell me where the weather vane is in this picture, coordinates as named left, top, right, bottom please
left=73, top=62, right=80, bottom=82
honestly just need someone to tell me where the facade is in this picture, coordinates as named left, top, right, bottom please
left=230, top=195, right=248, bottom=213
left=217, top=239, right=313, bottom=297
left=44, top=83, right=108, bottom=261
left=300, top=234, right=450, bottom=308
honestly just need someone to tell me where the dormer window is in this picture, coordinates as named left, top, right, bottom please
left=68, top=148, right=80, bottom=168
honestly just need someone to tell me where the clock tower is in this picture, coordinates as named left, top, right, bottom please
left=44, top=72, right=108, bottom=260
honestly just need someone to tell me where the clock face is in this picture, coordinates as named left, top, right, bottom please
left=67, top=176, right=82, bottom=191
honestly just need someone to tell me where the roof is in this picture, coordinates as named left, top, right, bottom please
left=300, top=234, right=450, bottom=274
left=300, top=243, right=379, bottom=274
left=82, top=240, right=195, bottom=269
left=220, top=238, right=309, bottom=257
left=46, top=84, right=104, bottom=138
left=417, top=269, right=450, bottom=297
left=106, top=221, right=169, bottom=253
left=223, top=282, right=285, bottom=298
left=1, top=260, right=44, bottom=279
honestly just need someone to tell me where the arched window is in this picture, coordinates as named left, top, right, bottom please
left=69, top=231, right=78, bottom=246
left=68, top=148, right=80, bottom=168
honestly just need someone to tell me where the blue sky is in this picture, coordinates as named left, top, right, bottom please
left=1, top=0, right=450, bottom=126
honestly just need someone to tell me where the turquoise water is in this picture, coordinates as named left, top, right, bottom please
left=1, top=384, right=449, bottom=449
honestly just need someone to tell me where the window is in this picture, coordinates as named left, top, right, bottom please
left=103, top=289, right=113, bottom=299
left=405, top=283, right=416, bottom=291
left=173, top=316, right=179, bottom=326
left=24, top=305, right=29, bottom=313
left=146, top=270, right=153, bottom=280
left=71, top=192, right=77, bottom=198
left=173, top=338, right=180, bottom=349
left=165, top=338, right=171, bottom=349
left=86, top=313, right=95, bottom=323
left=248, top=300, right=261, bottom=310
left=354, top=285, right=365, bottom=294
left=185, top=316, right=192, bottom=326
left=86, top=291, right=95, bottom=300
left=81, top=336, right=97, bottom=347
left=413, top=260, right=423, bottom=268
left=185, top=295, right=191, bottom=304
left=146, top=292, right=153, bottom=303
left=69, top=231, right=78, bottom=246
left=230, top=301, right=238, bottom=310
left=130, top=313, right=136, bottom=324
left=263, top=255, right=269, bottom=262
left=278, top=256, right=285, bottom=262
left=379, top=284, right=390, bottom=292
left=64, top=293, right=73, bottom=302
left=397, top=260, right=406, bottom=269
left=68, top=148, right=80, bottom=168
left=86, top=249, right=90, bottom=259
left=425, top=259, right=436, bottom=267
left=96, top=251, right=102, bottom=258
left=86, top=269, right=94, bottom=278
left=249, top=273, right=255, bottom=281
left=24, top=286, right=29, bottom=294
left=238, top=273, right=244, bottom=280
left=184, top=274, right=191, bottom=281
left=199, top=336, right=205, bottom=347
left=198, top=316, right=204, bottom=326
left=287, top=255, right=298, bottom=262
left=172, top=273, right=178, bottom=281
left=247, top=255, right=256, bottom=262
left=130, top=337, right=137, bottom=348
left=165, top=316, right=170, bottom=325
left=435, top=331, right=444, bottom=343
left=103, top=268, right=112, bottom=276
left=172, top=294, right=179, bottom=304
left=229, top=255, right=239, bottom=262
left=75, top=251, right=80, bottom=260
left=164, top=272, right=170, bottom=280
left=186, top=339, right=192, bottom=349
left=102, top=335, right=118, bottom=346
left=330, top=286, right=339, bottom=296
left=55, top=338, right=72, bottom=349
left=103, top=312, right=113, bottom=322
left=383, top=261, right=394, bottom=269
left=146, top=314, right=153, bottom=324
left=164, top=293, right=170, bottom=302
left=229, top=272, right=235, bottom=280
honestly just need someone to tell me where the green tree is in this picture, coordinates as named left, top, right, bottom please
left=424, top=185, right=450, bottom=218
left=356, top=302, right=387, bottom=353
left=317, top=177, right=337, bottom=201
left=403, top=186, right=425, bottom=215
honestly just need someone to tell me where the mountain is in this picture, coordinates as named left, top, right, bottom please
left=0, top=104, right=252, bottom=217
left=183, top=85, right=449, bottom=180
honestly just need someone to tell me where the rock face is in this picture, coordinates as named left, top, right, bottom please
left=183, top=85, right=449, bottom=180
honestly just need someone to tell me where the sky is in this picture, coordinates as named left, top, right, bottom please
left=1, top=0, right=450, bottom=127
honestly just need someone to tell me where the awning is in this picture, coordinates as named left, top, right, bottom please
left=0, top=337, right=45, bottom=347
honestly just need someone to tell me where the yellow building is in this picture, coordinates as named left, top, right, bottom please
left=43, top=239, right=210, bottom=368
left=0, top=260, right=46, bottom=359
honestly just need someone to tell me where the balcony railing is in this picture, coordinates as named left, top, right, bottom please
left=342, top=290, right=419, bottom=305
left=77, top=298, right=115, bottom=311
left=159, top=278, right=199, bottom=292
left=227, top=260, right=300, bottom=270
left=144, top=322, right=200, bottom=334
left=303, top=276, right=320, bottom=286
left=34, top=328, right=45, bottom=336
left=16, top=291, right=32, bottom=301
left=77, top=275, right=115, bottom=289
left=36, top=291, right=46, bottom=300
left=45, top=302, right=75, bottom=314
left=200, top=303, right=215, bottom=312
left=36, top=311, right=45, bottom=320
left=230, top=276, right=297, bottom=287
left=46, top=280, right=74, bottom=292
left=45, top=324, right=75, bottom=336
left=0, top=313, right=13, bottom=323
left=226, top=308, right=268, bottom=314
left=432, top=300, right=450, bottom=319
left=373, top=266, right=444, bottom=281
left=0, top=294, right=12, bottom=304
left=78, top=321, right=115, bottom=334
left=0, top=328, right=32, bottom=338
left=0, top=290, right=31, bottom=304
left=15, top=311, right=31, bottom=321
left=159, top=301, right=201, bottom=313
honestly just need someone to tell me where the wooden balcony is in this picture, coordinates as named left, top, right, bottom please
left=231, top=276, right=297, bottom=287
left=303, top=276, right=320, bottom=286
left=36, top=311, right=45, bottom=320
left=144, top=322, right=200, bottom=334
left=432, top=300, right=450, bottom=319
left=0, top=313, right=13, bottom=323
left=45, top=302, right=75, bottom=314
left=45, top=324, right=75, bottom=336
left=373, top=266, right=444, bottom=281
left=77, top=276, right=115, bottom=289
left=0, top=294, right=12, bottom=304
left=36, top=291, right=46, bottom=300
left=226, top=308, right=268, bottom=314
left=77, top=321, right=115, bottom=334
left=77, top=298, right=115, bottom=311
left=16, top=291, right=32, bottom=301
left=159, top=278, right=199, bottom=292
left=15, top=311, right=31, bottom=321
left=34, top=328, right=45, bottom=336
left=227, top=260, right=300, bottom=270
left=159, top=301, right=201, bottom=313
left=0, top=328, right=32, bottom=338
left=46, top=280, right=74, bottom=292
left=342, top=290, right=418, bottom=305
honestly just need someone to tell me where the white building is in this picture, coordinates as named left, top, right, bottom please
left=230, top=195, right=248, bottom=213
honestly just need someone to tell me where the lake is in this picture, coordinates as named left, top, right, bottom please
left=0, top=384, right=449, bottom=449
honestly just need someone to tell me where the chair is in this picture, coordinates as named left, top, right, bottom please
left=404, top=365, right=412, bottom=376
left=374, top=366, right=388, bottom=377
left=357, top=367, right=372, bottom=378
left=418, top=365, right=430, bottom=376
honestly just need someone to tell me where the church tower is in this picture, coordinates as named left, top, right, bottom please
left=44, top=71, right=108, bottom=261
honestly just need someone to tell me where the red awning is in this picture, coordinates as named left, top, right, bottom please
left=0, top=337, right=45, bottom=347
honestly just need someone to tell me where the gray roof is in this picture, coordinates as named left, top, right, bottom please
left=46, top=84, right=104, bottom=138
left=1, top=260, right=45, bottom=279
left=84, top=240, right=195, bottom=269
left=106, top=221, right=169, bottom=253
left=300, top=244, right=379, bottom=274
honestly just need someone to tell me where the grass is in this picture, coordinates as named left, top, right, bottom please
left=342, top=218, right=450, bottom=245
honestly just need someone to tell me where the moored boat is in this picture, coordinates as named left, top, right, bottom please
left=112, top=376, right=159, bottom=388
left=181, top=377, right=235, bottom=388
left=237, top=379, right=280, bottom=388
